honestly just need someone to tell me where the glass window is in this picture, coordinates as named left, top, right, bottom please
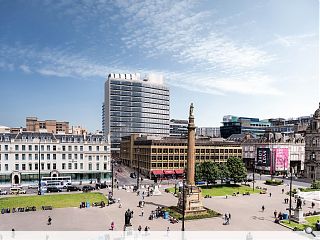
left=80, top=163, right=83, bottom=169
left=68, top=154, right=72, bottom=159
left=47, top=163, right=50, bottom=170
left=47, top=154, right=50, bottom=160
left=74, top=163, right=77, bottom=169
left=53, top=163, right=56, bottom=169
left=22, top=154, right=26, bottom=160
left=28, top=154, right=32, bottom=160
left=88, top=163, right=92, bottom=170
left=62, top=146, right=66, bottom=151
left=22, top=164, right=26, bottom=170
left=68, top=163, right=72, bottom=170
left=89, top=146, right=92, bottom=151
left=68, top=146, right=72, bottom=151
left=62, top=163, right=65, bottom=170
left=29, top=163, right=32, bottom=170
left=5, top=145, right=8, bottom=151
left=41, top=145, right=44, bottom=151
left=80, top=154, right=83, bottom=160
left=15, top=164, right=19, bottom=170
left=41, top=163, right=44, bottom=170
left=15, top=154, right=19, bottom=160
left=80, top=146, right=83, bottom=151
left=53, top=145, right=56, bottom=151
left=22, top=145, right=26, bottom=151
left=96, top=156, right=99, bottom=161
left=47, top=145, right=50, bottom=151
left=53, top=154, right=56, bottom=160
left=5, top=164, right=8, bottom=171
left=41, top=154, right=44, bottom=160
left=35, top=163, right=38, bottom=170
left=62, top=154, right=66, bottom=160
left=35, top=145, right=38, bottom=151
left=15, top=145, right=19, bottom=151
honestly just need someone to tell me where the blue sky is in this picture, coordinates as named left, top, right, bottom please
left=0, top=0, right=319, bottom=131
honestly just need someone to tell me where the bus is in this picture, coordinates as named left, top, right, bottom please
left=41, top=176, right=72, bottom=190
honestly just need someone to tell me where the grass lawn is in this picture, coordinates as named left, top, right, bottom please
left=0, top=192, right=107, bottom=209
left=166, top=184, right=257, bottom=197
left=281, top=216, right=320, bottom=231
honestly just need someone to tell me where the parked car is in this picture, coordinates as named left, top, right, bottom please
left=130, top=173, right=137, bottom=179
left=28, top=184, right=39, bottom=189
left=66, top=185, right=80, bottom=192
left=95, top=182, right=107, bottom=189
left=0, top=189, right=8, bottom=195
left=10, top=187, right=26, bottom=194
left=47, top=186, right=62, bottom=193
left=82, top=185, right=95, bottom=192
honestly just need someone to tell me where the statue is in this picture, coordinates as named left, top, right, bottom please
left=189, top=103, right=194, bottom=117
left=296, top=197, right=302, bottom=209
left=124, top=209, right=133, bottom=226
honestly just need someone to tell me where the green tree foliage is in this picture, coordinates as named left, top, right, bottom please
left=195, top=163, right=203, bottom=182
left=227, top=157, right=247, bottom=183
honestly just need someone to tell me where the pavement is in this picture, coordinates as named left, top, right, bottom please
left=0, top=179, right=318, bottom=231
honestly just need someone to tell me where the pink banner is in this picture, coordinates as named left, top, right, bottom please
left=274, top=148, right=289, bottom=170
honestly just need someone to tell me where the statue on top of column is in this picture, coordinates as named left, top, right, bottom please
left=189, top=103, right=194, bottom=117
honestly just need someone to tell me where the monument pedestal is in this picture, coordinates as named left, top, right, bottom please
left=153, top=185, right=161, bottom=196
left=178, top=184, right=206, bottom=216
left=292, top=208, right=306, bottom=223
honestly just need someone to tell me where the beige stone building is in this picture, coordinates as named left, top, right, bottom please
left=120, top=134, right=242, bottom=179
left=26, top=117, right=69, bottom=134
left=304, top=103, right=320, bottom=181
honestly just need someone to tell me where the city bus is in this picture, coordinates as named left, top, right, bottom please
left=41, top=176, right=72, bottom=190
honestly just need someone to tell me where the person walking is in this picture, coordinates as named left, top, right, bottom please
left=141, top=208, right=144, bottom=217
left=262, top=205, right=265, bottom=212
left=282, top=189, right=284, bottom=194
left=110, top=221, right=115, bottom=231
left=228, top=213, right=231, bottom=221
left=47, top=216, right=52, bottom=225
left=269, top=192, right=272, bottom=197
left=138, top=225, right=142, bottom=231
left=312, top=202, right=315, bottom=209
left=274, top=210, right=277, bottom=218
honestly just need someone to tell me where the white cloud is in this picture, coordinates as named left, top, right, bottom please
left=19, top=64, right=32, bottom=73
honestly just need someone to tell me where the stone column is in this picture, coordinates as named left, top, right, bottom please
left=187, top=103, right=196, bottom=186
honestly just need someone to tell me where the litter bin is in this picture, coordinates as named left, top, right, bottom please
left=163, top=211, right=169, bottom=219
left=282, top=213, right=288, bottom=220
left=86, top=201, right=90, bottom=208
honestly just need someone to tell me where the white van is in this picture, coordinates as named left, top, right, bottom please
left=10, top=187, right=26, bottom=194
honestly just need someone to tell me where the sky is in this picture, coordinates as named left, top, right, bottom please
left=0, top=0, right=319, bottom=132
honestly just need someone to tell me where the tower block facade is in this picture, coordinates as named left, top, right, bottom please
left=178, top=103, right=206, bottom=216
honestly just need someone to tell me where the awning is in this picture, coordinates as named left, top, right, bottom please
left=174, top=169, right=184, bottom=174
left=152, top=170, right=164, bottom=175
left=163, top=170, right=175, bottom=175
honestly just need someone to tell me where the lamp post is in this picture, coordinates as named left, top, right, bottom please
left=38, top=137, right=41, bottom=195
left=289, top=167, right=293, bottom=223
left=182, top=172, right=186, bottom=231
left=252, top=159, right=255, bottom=192
left=111, top=159, right=115, bottom=196
left=136, top=149, right=140, bottom=190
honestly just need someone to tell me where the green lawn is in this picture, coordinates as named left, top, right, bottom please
left=166, top=184, right=257, bottom=196
left=281, top=216, right=320, bottom=231
left=0, top=192, right=107, bottom=209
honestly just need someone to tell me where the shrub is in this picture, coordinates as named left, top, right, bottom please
left=311, top=180, right=320, bottom=189
left=265, top=179, right=283, bottom=185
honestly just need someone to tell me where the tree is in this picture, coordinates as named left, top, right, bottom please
left=227, top=157, right=247, bottom=183
left=195, top=163, right=203, bottom=183
left=218, top=163, right=230, bottom=184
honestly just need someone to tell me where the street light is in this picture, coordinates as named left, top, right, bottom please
left=111, top=159, right=115, bottom=196
left=38, top=136, right=41, bottom=195
left=136, top=148, right=140, bottom=190
left=252, top=158, right=255, bottom=192
left=289, top=167, right=293, bottom=223
left=182, top=172, right=186, bottom=231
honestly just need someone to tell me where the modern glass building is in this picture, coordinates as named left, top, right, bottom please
left=104, top=73, right=170, bottom=152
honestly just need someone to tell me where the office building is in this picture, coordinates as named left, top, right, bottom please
left=196, top=127, right=221, bottom=138
left=120, top=134, right=242, bottom=179
left=220, top=115, right=271, bottom=139
left=0, top=132, right=111, bottom=185
left=304, top=103, right=320, bottom=180
left=104, top=73, right=170, bottom=153
left=169, top=119, right=188, bottom=137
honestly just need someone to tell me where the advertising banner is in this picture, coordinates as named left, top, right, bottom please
left=256, top=148, right=271, bottom=167
left=274, top=148, right=289, bottom=171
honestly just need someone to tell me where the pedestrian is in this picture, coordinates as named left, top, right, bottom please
left=274, top=210, right=277, bottom=218
left=282, top=189, right=284, bottom=194
left=138, top=225, right=142, bottom=231
left=303, top=200, right=306, bottom=206
left=316, top=220, right=320, bottom=231
left=228, top=213, right=231, bottom=220
left=167, top=226, right=170, bottom=232
left=110, top=221, right=115, bottom=231
left=312, top=202, right=315, bottom=209
left=47, top=216, right=52, bottom=225
left=269, top=192, right=272, bottom=197
left=141, top=208, right=144, bottom=217
left=144, top=226, right=149, bottom=231
left=262, top=205, right=265, bottom=212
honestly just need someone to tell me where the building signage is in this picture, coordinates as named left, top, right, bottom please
left=274, top=148, right=289, bottom=171
left=257, top=148, right=270, bottom=167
